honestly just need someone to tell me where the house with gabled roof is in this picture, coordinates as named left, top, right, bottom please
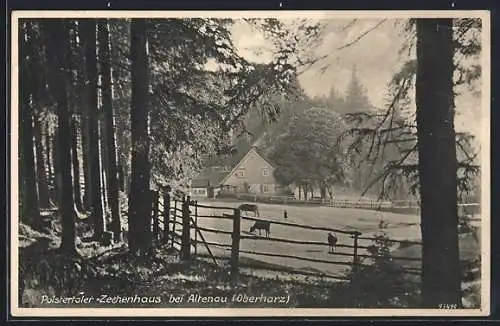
left=189, top=145, right=279, bottom=198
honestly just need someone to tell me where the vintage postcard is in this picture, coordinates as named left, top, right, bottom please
left=10, top=10, right=491, bottom=318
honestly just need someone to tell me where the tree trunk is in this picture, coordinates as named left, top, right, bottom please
left=44, top=19, right=77, bottom=253
left=19, top=21, right=41, bottom=228
left=81, top=19, right=105, bottom=240
left=327, top=185, right=333, bottom=200
left=416, top=18, right=462, bottom=308
left=128, top=19, right=151, bottom=254
left=118, top=163, right=125, bottom=192
left=100, top=123, right=109, bottom=217
left=45, top=125, right=55, bottom=204
left=52, top=134, right=62, bottom=205
left=98, top=19, right=122, bottom=242
left=67, top=22, right=84, bottom=214
left=80, top=116, right=91, bottom=210
left=74, top=22, right=92, bottom=211
left=71, top=116, right=84, bottom=211
left=28, top=26, right=51, bottom=210
left=34, top=110, right=50, bottom=209
left=320, top=183, right=326, bottom=199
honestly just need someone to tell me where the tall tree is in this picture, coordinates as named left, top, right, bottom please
left=98, top=19, right=122, bottom=242
left=45, top=119, right=56, bottom=202
left=271, top=107, right=347, bottom=198
left=19, top=20, right=41, bottom=227
left=68, top=21, right=84, bottom=213
left=416, top=18, right=461, bottom=308
left=344, top=64, right=371, bottom=113
left=128, top=19, right=151, bottom=254
left=73, top=21, right=92, bottom=211
left=70, top=117, right=83, bottom=212
left=28, top=23, right=52, bottom=210
left=33, top=109, right=50, bottom=208
left=43, top=19, right=77, bottom=253
left=81, top=19, right=106, bottom=240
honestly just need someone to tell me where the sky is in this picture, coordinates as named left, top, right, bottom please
left=229, top=19, right=483, bottom=138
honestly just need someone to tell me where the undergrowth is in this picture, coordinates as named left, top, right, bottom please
left=19, top=215, right=479, bottom=309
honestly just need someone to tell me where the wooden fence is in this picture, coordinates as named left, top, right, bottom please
left=147, top=189, right=426, bottom=281
left=215, top=192, right=480, bottom=216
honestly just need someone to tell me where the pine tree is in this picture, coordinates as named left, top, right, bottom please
left=128, top=19, right=151, bottom=254
left=81, top=19, right=106, bottom=240
left=19, top=20, right=41, bottom=228
left=98, top=19, right=122, bottom=242
left=43, top=19, right=77, bottom=253
left=344, top=64, right=371, bottom=113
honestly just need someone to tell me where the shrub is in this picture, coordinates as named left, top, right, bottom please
left=333, top=229, right=421, bottom=308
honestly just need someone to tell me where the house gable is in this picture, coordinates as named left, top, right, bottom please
left=219, top=147, right=277, bottom=188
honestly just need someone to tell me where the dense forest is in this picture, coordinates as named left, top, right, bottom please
left=19, top=18, right=308, bottom=253
left=17, top=17, right=482, bottom=309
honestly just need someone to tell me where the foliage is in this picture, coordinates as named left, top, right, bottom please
left=19, top=239, right=98, bottom=306
left=109, top=18, right=319, bottom=189
left=18, top=233, right=417, bottom=308
left=338, top=229, right=421, bottom=308
left=269, top=107, right=348, bottom=192
left=336, top=18, right=482, bottom=200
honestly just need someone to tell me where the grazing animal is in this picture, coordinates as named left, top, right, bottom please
left=283, top=210, right=288, bottom=219
left=239, top=203, right=260, bottom=217
left=249, top=220, right=271, bottom=237
left=328, top=232, right=338, bottom=253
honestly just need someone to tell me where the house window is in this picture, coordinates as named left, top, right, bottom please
left=262, top=168, right=269, bottom=177
left=262, top=184, right=269, bottom=193
left=236, top=169, right=245, bottom=177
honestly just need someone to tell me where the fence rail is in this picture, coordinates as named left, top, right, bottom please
left=146, top=190, right=420, bottom=280
left=145, top=189, right=479, bottom=282
left=239, top=235, right=372, bottom=250
left=241, top=215, right=360, bottom=236
left=215, top=191, right=480, bottom=215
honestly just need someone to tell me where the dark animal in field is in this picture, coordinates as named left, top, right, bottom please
left=238, top=203, right=260, bottom=217
left=249, top=220, right=271, bottom=237
left=283, top=210, right=288, bottom=219
left=328, top=232, right=338, bottom=253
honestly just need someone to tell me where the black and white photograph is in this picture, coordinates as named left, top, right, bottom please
left=11, top=10, right=490, bottom=317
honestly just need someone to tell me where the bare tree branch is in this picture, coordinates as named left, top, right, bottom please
left=337, top=19, right=387, bottom=50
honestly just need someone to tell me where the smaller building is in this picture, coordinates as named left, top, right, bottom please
left=190, top=167, right=228, bottom=199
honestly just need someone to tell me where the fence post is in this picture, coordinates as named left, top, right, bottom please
left=163, top=192, right=170, bottom=243
left=352, top=231, right=361, bottom=274
left=194, top=200, right=198, bottom=256
left=152, top=191, right=160, bottom=241
left=181, top=196, right=191, bottom=261
left=231, top=208, right=241, bottom=278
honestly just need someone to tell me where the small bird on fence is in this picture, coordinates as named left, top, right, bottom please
left=283, top=210, right=288, bottom=219
left=328, top=232, right=338, bottom=253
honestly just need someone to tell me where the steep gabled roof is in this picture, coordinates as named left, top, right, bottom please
left=191, top=145, right=275, bottom=188
left=191, top=167, right=228, bottom=188
left=219, top=146, right=275, bottom=185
